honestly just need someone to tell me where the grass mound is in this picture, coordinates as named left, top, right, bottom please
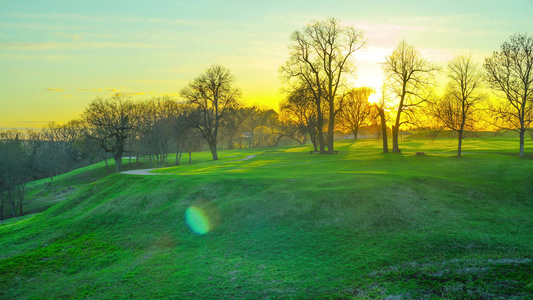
left=1, top=138, right=532, bottom=299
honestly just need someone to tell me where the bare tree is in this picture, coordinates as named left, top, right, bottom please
left=337, top=87, right=374, bottom=140
left=79, top=119, right=113, bottom=173
left=0, top=130, right=27, bottom=219
left=484, top=33, right=533, bottom=158
left=243, top=107, right=279, bottom=148
left=59, top=119, right=92, bottom=167
left=222, top=107, right=254, bottom=149
left=383, top=40, right=440, bottom=153
left=374, top=85, right=392, bottom=153
left=180, top=65, right=241, bottom=161
left=138, top=97, right=179, bottom=167
left=173, top=110, right=205, bottom=165
left=281, top=18, right=365, bottom=153
left=82, top=93, right=139, bottom=172
left=182, top=128, right=204, bottom=165
left=280, top=84, right=320, bottom=151
left=432, top=54, right=484, bottom=156
left=41, top=122, right=66, bottom=180
left=25, top=129, right=43, bottom=180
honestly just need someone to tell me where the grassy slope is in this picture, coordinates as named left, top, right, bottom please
left=0, top=138, right=532, bottom=299
left=20, top=157, right=164, bottom=217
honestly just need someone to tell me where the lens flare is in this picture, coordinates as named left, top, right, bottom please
left=185, top=206, right=210, bottom=235
left=185, top=200, right=220, bottom=235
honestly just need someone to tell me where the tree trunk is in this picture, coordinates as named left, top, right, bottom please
left=1, top=192, right=4, bottom=221
left=115, top=148, right=123, bottom=172
left=327, top=99, right=335, bottom=154
left=209, top=142, right=218, bottom=161
left=352, top=127, right=359, bottom=140
left=392, top=90, right=404, bottom=153
left=227, top=134, right=234, bottom=149
left=18, top=184, right=25, bottom=217
left=519, top=129, right=525, bottom=158
left=177, top=151, right=182, bottom=166
left=250, top=128, right=255, bottom=148
left=316, top=103, right=326, bottom=153
left=457, top=129, right=464, bottom=157
left=392, top=125, right=400, bottom=153
left=378, top=108, right=388, bottom=153
left=175, top=145, right=179, bottom=165
left=10, top=191, right=16, bottom=218
left=102, top=151, right=110, bottom=174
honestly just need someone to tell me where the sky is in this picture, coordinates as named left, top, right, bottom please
left=1, top=0, right=532, bottom=129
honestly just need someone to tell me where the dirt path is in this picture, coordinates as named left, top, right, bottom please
left=121, top=155, right=258, bottom=176
left=236, top=155, right=257, bottom=161
left=121, top=169, right=171, bottom=175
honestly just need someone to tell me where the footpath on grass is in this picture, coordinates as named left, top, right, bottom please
left=121, top=169, right=169, bottom=175
left=120, top=154, right=258, bottom=175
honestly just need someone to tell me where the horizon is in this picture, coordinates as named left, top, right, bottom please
left=1, top=0, right=532, bottom=129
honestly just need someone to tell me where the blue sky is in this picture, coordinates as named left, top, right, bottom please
left=1, top=0, right=532, bottom=128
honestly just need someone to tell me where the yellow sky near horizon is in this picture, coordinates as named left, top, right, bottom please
left=1, top=1, right=531, bottom=129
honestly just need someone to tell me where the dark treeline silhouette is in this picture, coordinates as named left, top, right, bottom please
left=0, top=124, right=101, bottom=220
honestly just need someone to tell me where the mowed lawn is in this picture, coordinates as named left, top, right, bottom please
left=0, top=137, right=532, bottom=299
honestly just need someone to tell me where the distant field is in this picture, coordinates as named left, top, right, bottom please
left=1, top=137, right=532, bottom=299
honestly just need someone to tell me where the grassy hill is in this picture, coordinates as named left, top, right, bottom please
left=1, top=138, right=532, bottom=299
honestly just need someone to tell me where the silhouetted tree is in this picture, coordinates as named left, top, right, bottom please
left=337, top=87, right=374, bottom=140
left=484, top=33, right=533, bottom=158
left=433, top=55, right=484, bottom=156
left=223, top=107, right=254, bottom=149
left=25, top=129, right=43, bottom=180
left=174, top=110, right=205, bottom=165
left=281, top=18, right=365, bottom=153
left=79, top=119, right=113, bottom=173
left=277, top=110, right=307, bottom=146
left=0, top=130, right=27, bottom=219
left=180, top=65, right=241, bottom=161
left=383, top=40, right=440, bottom=153
left=41, top=122, right=65, bottom=180
left=60, top=119, right=92, bottom=167
left=139, top=97, right=179, bottom=167
left=82, top=94, right=139, bottom=172
left=375, top=85, right=392, bottom=153
left=244, top=107, right=279, bottom=148
left=280, top=84, right=319, bottom=151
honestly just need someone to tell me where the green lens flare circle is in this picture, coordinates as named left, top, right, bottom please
left=185, top=206, right=210, bottom=235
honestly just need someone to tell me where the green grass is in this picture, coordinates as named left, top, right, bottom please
left=1, top=137, right=532, bottom=299
left=20, top=156, right=160, bottom=217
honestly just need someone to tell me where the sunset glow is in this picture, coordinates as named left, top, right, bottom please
left=1, top=1, right=532, bottom=129
left=368, top=92, right=380, bottom=104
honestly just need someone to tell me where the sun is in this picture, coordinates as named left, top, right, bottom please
left=368, top=92, right=380, bottom=104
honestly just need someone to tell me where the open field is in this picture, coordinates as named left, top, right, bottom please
left=1, top=137, right=532, bottom=299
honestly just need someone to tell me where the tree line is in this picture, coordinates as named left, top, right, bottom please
left=0, top=85, right=313, bottom=219
left=1, top=18, right=532, bottom=220
left=280, top=18, right=532, bottom=158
